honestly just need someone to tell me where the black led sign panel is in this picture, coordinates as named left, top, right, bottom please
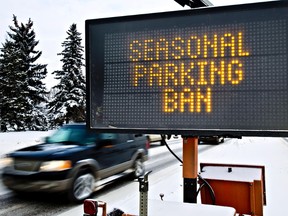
left=86, top=1, right=288, bottom=137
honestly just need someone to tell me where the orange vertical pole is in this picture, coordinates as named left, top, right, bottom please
left=183, top=136, right=198, bottom=203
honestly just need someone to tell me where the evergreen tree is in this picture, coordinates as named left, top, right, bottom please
left=0, top=40, right=21, bottom=131
left=0, top=15, right=48, bottom=131
left=48, top=23, right=86, bottom=126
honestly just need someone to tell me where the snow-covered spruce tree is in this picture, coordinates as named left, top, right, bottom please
left=0, top=15, right=48, bottom=131
left=0, top=33, right=29, bottom=131
left=48, top=23, right=86, bottom=126
left=0, top=41, right=19, bottom=131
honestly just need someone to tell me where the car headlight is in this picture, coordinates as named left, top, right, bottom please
left=0, top=156, right=13, bottom=167
left=40, top=160, right=72, bottom=172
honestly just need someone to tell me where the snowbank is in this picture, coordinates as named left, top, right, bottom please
left=0, top=130, right=54, bottom=158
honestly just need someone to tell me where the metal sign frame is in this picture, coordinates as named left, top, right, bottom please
left=86, top=1, right=288, bottom=137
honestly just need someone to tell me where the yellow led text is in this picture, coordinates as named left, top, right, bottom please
left=130, top=32, right=249, bottom=61
left=164, top=88, right=212, bottom=113
left=132, top=60, right=243, bottom=87
left=129, top=31, right=250, bottom=113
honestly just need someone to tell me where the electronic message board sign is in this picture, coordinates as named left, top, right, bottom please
left=86, top=1, right=288, bottom=137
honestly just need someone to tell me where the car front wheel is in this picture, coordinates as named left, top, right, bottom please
left=68, top=171, right=95, bottom=203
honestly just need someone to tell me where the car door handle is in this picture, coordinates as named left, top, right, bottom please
left=127, top=140, right=134, bottom=143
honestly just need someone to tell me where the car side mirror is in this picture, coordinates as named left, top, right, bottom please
left=97, top=133, right=117, bottom=147
left=98, top=140, right=113, bottom=148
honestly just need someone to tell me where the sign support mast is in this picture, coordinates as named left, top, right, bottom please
left=183, top=137, right=199, bottom=203
left=174, top=0, right=210, bottom=204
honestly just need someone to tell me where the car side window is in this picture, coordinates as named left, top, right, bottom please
left=97, top=133, right=117, bottom=146
left=83, top=131, right=98, bottom=145
left=116, top=134, right=130, bottom=144
left=99, top=133, right=117, bottom=141
left=69, top=128, right=86, bottom=143
left=128, top=134, right=135, bottom=141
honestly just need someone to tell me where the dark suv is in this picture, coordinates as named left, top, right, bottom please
left=2, top=123, right=149, bottom=202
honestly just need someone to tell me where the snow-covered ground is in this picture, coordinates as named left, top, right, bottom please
left=0, top=130, right=55, bottom=170
left=0, top=131, right=288, bottom=215
left=200, top=137, right=288, bottom=216
left=0, top=130, right=55, bottom=156
left=59, top=136, right=288, bottom=215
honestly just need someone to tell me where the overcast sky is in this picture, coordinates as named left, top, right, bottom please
left=0, top=0, right=274, bottom=88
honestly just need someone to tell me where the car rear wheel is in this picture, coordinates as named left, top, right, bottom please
left=68, top=171, right=95, bottom=203
left=132, top=158, right=145, bottom=179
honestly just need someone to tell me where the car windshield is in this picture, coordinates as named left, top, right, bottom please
left=47, top=125, right=97, bottom=145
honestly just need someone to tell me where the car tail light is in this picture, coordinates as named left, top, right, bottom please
left=83, top=199, right=98, bottom=216
left=146, top=139, right=150, bottom=149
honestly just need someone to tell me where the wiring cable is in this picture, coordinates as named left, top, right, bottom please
left=198, top=174, right=216, bottom=205
left=162, top=134, right=183, bottom=164
left=162, top=135, right=216, bottom=205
